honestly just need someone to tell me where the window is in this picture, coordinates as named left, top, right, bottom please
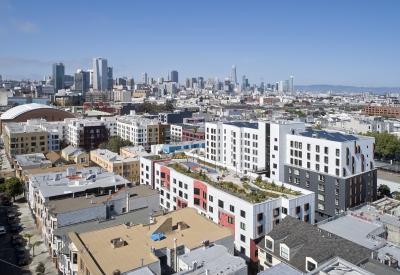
left=240, top=222, right=246, bottom=230
left=179, top=181, right=182, bottom=188
left=318, top=203, right=325, bottom=211
left=282, top=207, right=288, bottom=215
left=335, top=199, right=339, bottom=206
left=240, top=234, right=245, bottom=242
left=209, top=206, right=213, bottom=213
left=306, top=172, right=310, bottom=179
left=318, top=184, right=325, bottom=191
left=318, top=175, right=325, bottom=182
left=274, top=145, right=278, bottom=151
left=203, top=202, right=206, bottom=209
left=265, top=253, right=272, bottom=264
left=288, top=167, right=292, bottom=174
left=307, top=261, right=316, bottom=271
left=281, top=247, right=289, bottom=260
left=273, top=208, right=279, bottom=217
left=218, top=200, right=224, bottom=208
left=316, top=145, right=320, bottom=152
left=294, top=169, right=299, bottom=176
left=228, top=217, right=234, bottom=224
left=122, top=207, right=126, bottom=213
left=257, top=225, right=263, bottom=234
left=324, top=156, right=329, bottom=164
left=304, top=203, right=309, bottom=211
left=184, top=184, right=188, bottom=190
left=194, top=188, right=200, bottom=195
left=257, top=213, right=263, bottom=221
left=316, top=155, right=320, bottom=162
left=230, top=205, right=235, bottom=212
left=324, top=147, right=329, bottom=154
left=240, top=247, right=246, bottom=255
left=194, top=198, right=200, bottom=205
left=209, top=195, right=213, bottom=202
left=266, top=239, right=273, bottom=250
left=318, top=194, right=325, bottom=201
left=240, top=210, right=246, bottom=218
left=295, top=206, right=301, bottom=214
left=316, top=164, right=320, bottom=171
left=273, top=163, right=277, bottom=169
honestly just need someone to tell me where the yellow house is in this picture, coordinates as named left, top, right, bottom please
left=61, top=145, right=89, bottom=165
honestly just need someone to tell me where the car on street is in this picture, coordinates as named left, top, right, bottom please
left=7, top=214, right=16, bottom=224
left=11, top=235, right=22, bottom=247
left=0, top=226, right=6, bottom=235
left=16, top=254, right=27, bottom=266
left=2, top=200, right=12, bottom=206
left=5, top=208, right=14, bottom=217
left=9, top=222, right=19, bottom=233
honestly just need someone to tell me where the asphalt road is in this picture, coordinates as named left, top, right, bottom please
left=0, top=204, right=30, bottom=275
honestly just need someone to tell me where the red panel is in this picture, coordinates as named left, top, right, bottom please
left=160, top=166, right=171, bottom=191
left=194, top=180, right=208, bottom=211
left=249, top=238, right=259, bottom=263
left=218, top=210, right=235, bottom=233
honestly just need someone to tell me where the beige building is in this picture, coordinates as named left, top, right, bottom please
left=3, top=122, right=49, bottom=156
left=68, top=208, right=234, bottom=275
left=61, top=145, right=89, bottom=165
left=90, top=149, right=140, bottom=183
left=132, top=89, right=150, bottom=98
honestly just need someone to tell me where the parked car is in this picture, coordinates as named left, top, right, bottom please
left=9, top=222, right=19, bottom=233
left=0, top=226, right=6, bottom=235
left=7, top=214, right=16, bottom=224
left=11, top=235, right=22, bottom=247
left=240, top=176, right=249, bottom=181
left=5, top=208, right=14, bottom=217
left=16, top=254, right=28, bottom=266
left=2, top=200, right=12, bottom=206
left=15, top=246, right=25, bottom=256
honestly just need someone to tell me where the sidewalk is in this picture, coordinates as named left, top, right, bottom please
left=13, top=195, right=57, bottom=275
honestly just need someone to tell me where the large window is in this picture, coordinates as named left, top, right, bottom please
left=194, top=188, right=200, bottom=195
left=281, top=247, right=289, bottom=260
left=240, top=222, right=246, bottom=230
left=240, top=210, right=246, bottom=218
left=218, top=200, right=224, bottom=208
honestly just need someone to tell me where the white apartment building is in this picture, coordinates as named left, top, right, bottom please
left=152, top=159, right=315, bottom=272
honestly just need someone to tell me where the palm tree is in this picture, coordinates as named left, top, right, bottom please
left=23, top=233, right=34, bottom=245
left=32, top=241, right=42, bottom=256
left=193, top=127, right=197, bottom=134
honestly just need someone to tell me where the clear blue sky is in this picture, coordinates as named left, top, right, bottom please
left=0, top=0, right=399, bottom=87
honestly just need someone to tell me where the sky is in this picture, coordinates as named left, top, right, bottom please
left=0, top=0, right=399, bottom=87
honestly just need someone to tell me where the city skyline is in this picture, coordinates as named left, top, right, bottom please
left=0, top=0, right=399, bottom=87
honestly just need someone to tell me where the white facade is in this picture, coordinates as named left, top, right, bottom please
left=153, top=161, right=315, bottom=261
left=286, top=132, right=375, bottom=178
left=117, top=115, right=162, bottom=146
left=170, top=124, right=183, bottom=142
left=113, top=90, right=132, bottom=102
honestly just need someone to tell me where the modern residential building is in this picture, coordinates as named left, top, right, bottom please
left=204, top=121, right=377, bottom=223
left=257, top=216, right=371, bottom=273
left=331, top=116, right=394, bottom=134
left=66, top=117, right=117, bottom=151
left=364, top=105, right=400, bottom=118
left=117, top=115, right=170, bottom=149
left=61, top=145, right=89, bottom=165
left=283, top=129, right=377, bottom=222
left=93, top=57, right=108, bottom=91
left=90, top=148, right=140, bottom=183
left=52, top=62, right=65, bottom=93
left=3, top=121, right=50, bottom=156
left=152, top=158, right=315, bottom=272
left=66, top=208, right=234, bottom=275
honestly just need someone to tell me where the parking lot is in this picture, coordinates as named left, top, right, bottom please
left=0, top=195, right=57, bottom=275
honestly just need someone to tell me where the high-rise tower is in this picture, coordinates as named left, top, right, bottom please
left=74, top=70, right=90, bottom=94
left=52, top=62, right=65, bottom=93
left=171, top=70, right=178, bottom=83
left=93, top=58, right=108, bottom=91
left=289, top=76, right=294, bottom=93
left=142, top=73, right=148, bottom=85
left=231, top=65, right=237, bottom=83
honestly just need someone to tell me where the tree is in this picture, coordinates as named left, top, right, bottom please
left=313, top=125, right=323, bottom=130
left=23, top=233, right=34, bottom=245
left=193, top=127, right=197, bottom=134
left=378, top=184, right=391, bottom=198
left=4, top=177, right=24, bottom=201
left=98, top=142, right=108, bottom=149
left=32, top=241, right=42, bottom=256
left=362, top=132, right=400, bottom=158
left=107, top=136, right=132, bottom=153
left=255, top=175, right=262, bottom=183
left=36, top=262, right=45, bottom=275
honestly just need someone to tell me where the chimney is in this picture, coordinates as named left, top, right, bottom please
left=141, top=258, right=144, bottom=266
left=202, top=239, right=209, bottom=249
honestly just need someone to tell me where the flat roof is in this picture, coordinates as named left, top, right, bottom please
left=176, top=245, right=246, bottom=275
left=15, top=153, right=51, bottom=167
left=298, top=129, right=371, bottom=142
left=72, top=208, right=233, bottom=274
left=258, top=263, right=302, bottom=275
left=224, top=121, right=259, bottom=129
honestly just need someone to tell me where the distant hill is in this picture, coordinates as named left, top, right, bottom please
left=294, top=85, right=400, bottom=94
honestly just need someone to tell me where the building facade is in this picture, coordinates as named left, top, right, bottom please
left=93, top=57, right=108, bottom=91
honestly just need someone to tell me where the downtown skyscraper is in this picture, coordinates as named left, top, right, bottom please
left=52, top=62, right=65, bottom=93
left=93, top=58, right=108, bottom=91
left=289, top=76, right=294, bottom=93
left=231, top=65, right=237, bottom=83
left=171, top=70, right=178, bottom=83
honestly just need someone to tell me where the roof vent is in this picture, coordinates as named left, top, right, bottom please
left=113, top=270, right=121, bottom=275
left=110, top=237, right=125, bottom=248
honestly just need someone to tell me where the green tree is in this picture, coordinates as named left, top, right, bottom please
left=362, top=132, right=400, bottom=158
left=36, top=262, right=45, bottom=275
left=107, top=136, right=132, bottom=153
left=378, top=184, right=391, bottom=197
left=255, top=175, right=262, bottom=183
left=23, top=233, right=34, bottom=245
left=313, top=124, right=323, bottom=130
left=4, top=177, right=24, bottom=201
left=32, top=241, right=42, bottom=257
left=98, top=141, right=108, bottom=149
left=193, top=127, right=197, bottom=134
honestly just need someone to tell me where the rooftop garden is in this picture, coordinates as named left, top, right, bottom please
left=252, top=176, right=302, bottom=196
left=167, top=162, right=281, bottom=204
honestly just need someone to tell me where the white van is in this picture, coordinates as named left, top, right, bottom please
left=0, top=226, right=6, bottom=235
